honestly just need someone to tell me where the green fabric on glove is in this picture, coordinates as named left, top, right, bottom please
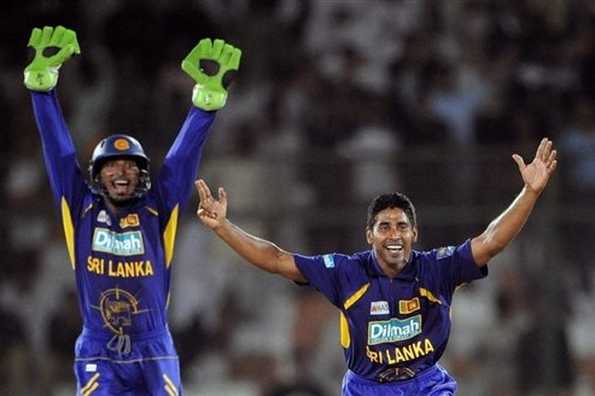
left=181, top=38, right=242, bottom=111
left=24, top=26, right=81, bottom=92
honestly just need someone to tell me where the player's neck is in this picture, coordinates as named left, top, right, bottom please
left=379, top=261, right=407, bottom=279
left=103, top=195, right=138, bottom=214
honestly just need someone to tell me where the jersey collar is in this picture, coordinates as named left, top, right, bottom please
left=366, top=249, right=418, bottom=281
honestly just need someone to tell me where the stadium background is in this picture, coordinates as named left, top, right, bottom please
left=1, top=0, right=595, bottom=395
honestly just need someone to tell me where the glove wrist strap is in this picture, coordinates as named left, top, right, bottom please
left=192, top=84, right=227, bottom=111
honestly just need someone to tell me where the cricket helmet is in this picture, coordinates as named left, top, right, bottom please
left=88, top=134, right=151, bottom=197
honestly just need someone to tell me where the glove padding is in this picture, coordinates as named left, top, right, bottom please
left=24, top=26, right=80, bottom=92
left=181, top=38, right=241, bottom=111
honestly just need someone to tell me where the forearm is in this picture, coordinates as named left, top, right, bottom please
left=161, top=108, right=215, bottom=206
left=32, top=91, right=86, bottom=202
left=32, top=91, right=77, bottom=157
left=472, top=186, right=540, bottom=265
left=213, top=219, right=301, bottom=280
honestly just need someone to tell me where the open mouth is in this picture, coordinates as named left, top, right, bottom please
left=112, top=179, right=131, bottom=195
left=385, top=241, right=405, bottom=253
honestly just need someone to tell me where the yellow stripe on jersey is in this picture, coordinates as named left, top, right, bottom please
left=340, top=311, right=350, bottom=348
left=83, top=382, right=99, bottom=396
left=61, top=197, right=76, bottom=270
left=419, top=287, right=442, bottom=305
left=163, top=204, right=179, bottom=268
left=343, top=283, right=370, bottom=310
left=163, top=374, right=178, bottom=396
left=146, top=206, right=159, bottom=216
left=81, top=373, right=99, bottom=395
left=164, top=385, right=176, bottom=396
left=340, top=283, right=370, bottom=349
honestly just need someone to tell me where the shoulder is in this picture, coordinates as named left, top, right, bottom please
left=417, top=240, right=471, bottom=262
left=294, top=250, right=370, bottom=276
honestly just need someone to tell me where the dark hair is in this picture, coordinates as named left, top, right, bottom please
left=366, top=193, right=417, bottom=230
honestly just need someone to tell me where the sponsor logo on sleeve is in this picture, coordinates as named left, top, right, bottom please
left=92, top=228, right=144, bottom=256
left=368, top=315, right=422, bottom=345
left=436, top=246, right=455, bottom=259
left=370, top=301, right=390, bottom=315
left=322, top=254, right=335, bottom=268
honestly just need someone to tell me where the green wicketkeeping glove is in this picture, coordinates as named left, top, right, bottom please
left=24, top=26, right=81, bottom=92
left=181, top=38, right=241, bottom=111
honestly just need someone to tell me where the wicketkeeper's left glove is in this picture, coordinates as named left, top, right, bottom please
left=181, top=38, right=241, bottom=111
left=24, top=25, right=81, bottom=92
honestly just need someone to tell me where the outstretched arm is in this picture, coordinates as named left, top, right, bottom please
left=471, top=138, right=558, bottom=266
left=195, top=179, right=306, bottom=282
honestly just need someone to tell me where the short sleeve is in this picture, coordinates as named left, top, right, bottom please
left=294, top=253, right=349, bottom=308
left=432, top=239, right=488, bottom=297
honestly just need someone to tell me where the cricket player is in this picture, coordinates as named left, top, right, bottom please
left=195, top=138, right=557, bottom=395
left=25, top=26, right=241, bottom=395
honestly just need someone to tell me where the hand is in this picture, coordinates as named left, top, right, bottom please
left=24, top=26, right=81, bottom=92
left=181, top=38, right=241, bottom=111
left=195, top=179, right=228, bottom=230
left=512, top=137, right=558, bottom=194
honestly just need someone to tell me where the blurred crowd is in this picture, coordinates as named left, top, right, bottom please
left=2, top=0, right=595, bottom=395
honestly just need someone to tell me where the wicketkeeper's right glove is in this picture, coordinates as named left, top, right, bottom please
left=24, top=25, right=81, bottom=92
left=181, top=38, right=242, bottom=111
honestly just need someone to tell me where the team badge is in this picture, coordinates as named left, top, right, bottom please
left=120, top=213, right=140, bottom=228
left=113, top=138, right=130, bottom=151
left=97, top=210, right=111, bottom=225
left=370, top=301, right=390, bottom=315
left=399, top=297, right=420, bottom=314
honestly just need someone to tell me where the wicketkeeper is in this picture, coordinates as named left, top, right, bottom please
left=25, top=25, right=241, bottom=395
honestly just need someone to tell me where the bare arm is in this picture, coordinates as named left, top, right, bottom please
left=471, top=138, right=558, bottom=266
left=195, top=179, right=306, bottom=282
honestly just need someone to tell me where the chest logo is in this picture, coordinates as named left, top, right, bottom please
left=399, top=297, right=420, bottom=314
left=97, top=210, right=111, bottom=225
left=95, top=287, right=148, bottom=335
left=368, top=315, right=422, bottom=345
left=120, top=213, right=140, bottom=229
left=370, top=301, right=389, bottom=315
left=92, top=228, right=145, bottom=256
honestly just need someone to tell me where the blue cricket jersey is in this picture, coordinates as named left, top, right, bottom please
left=31, top=90, right=214, bottom=343
left=294, top=240, right=487, bottom=382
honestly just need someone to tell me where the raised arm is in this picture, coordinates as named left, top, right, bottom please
left=158, top=39, right=242, bottom=210
left=471, top=138, right=558, bottom=266
left=25, top=26, right=86, bottom=205
left=195, top=179, right=306, bottom=282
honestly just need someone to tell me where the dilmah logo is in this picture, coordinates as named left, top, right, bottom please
left=85, top=363, right=97, bottom=372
